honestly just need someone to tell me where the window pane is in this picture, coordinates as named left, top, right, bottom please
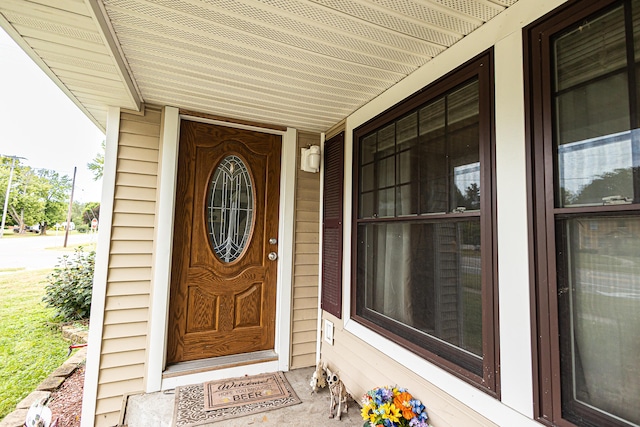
left=361, top=133, right=377, bottom=165
left=397, top=184, right=414, bottom=216
left=360, top=192, right=374, bottom=218
left=558, top=131, right=635, bottom=206
left=378, top=124, right=396, bottom=158
left=357, top=219, right=483, bottom=358
left=361, top=163, right=374, bottom=193
left=420, top=98, right=447, bottom=213
left=207, top=155, right=253, bottom=263
left=555, top=72, right=630, bottom=146
left=378, top=188, right=394, bottom=218
left=378, top=156, right=395, bottom=189
left=633, top=0, right=640, bottom=61
left=448, top=80, right=479, bottom=126
left=398, top=150, right=414, bottom=185
left=559, top=217, right=640, bottom=425
left=553, top=6, right=637, bottom=208
left=554, top=6, right=626, bottom=92
left=417, top=81, right=480, bottom=214
left=453, top=163, right=481, bottom=211
left=449, top=81, right=480, bottom=212
left=397, top=148, right=419, bottom=216
left=397, top=113, right=418, bottom=151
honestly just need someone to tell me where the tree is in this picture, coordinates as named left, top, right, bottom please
left=0, top=161, right=72, bottom=235
left=8, top=168, right=44, bottom=232
left=71, top=201, right=85, bottom=226
left=0, top=159, right=41, bottom=232
left=570, top=168, right=633, bottom=205
left=87, top=140, right=105, bottom=181
left=34, top=169, right=72, bottom=235
left=464, top=183, right=480, bottom=210
left=454, top=182, right=481, bottom=211
left=82, top=202, right=100, bottom=225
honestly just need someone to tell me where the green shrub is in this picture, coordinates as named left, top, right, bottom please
left=43, top=247, right=95, bottom=321
left=76, top=224, right=89, bottom=233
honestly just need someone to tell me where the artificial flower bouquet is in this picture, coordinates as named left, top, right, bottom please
left=361, top=386, right=430, bottom=427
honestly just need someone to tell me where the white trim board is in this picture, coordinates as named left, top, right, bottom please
left=146, top=106, right=180, bottom=392
left=315, top=132, right=326, bottom=362
left=81, top=106, right=120, bottom=427
left=145, top=110, right=296, bottom=392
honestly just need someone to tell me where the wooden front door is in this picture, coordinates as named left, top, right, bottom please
left=167, top=120, right=281, bottom=364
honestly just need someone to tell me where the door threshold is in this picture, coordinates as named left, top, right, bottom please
left=162, top=350, right=278, bottom=379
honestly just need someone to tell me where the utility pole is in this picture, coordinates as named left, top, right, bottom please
left=0, top=155, right=26, bottom=238
left=63, top=166, right=77, bottom=248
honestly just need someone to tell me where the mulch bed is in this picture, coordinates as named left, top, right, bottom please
left=47, top=366, right=84, bottom=427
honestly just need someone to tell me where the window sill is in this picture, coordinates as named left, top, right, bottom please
left=342, top=317, right=516, bottom=422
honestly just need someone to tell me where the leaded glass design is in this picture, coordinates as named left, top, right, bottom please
left=207, top=155, right=254, bottom=263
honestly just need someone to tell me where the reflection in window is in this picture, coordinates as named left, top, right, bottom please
left=553, top=3, right=640, bottom=208
left=454, top=163, right=480, bottom=211
left=558, top=131, right=634, bottom=206
left=207, top=155, right=253, bottom=263
left=358, top=79, right=480, bottom=218
left=358, top=220, right=483, bottom=362
left=559, top=217, right=640, bottom=425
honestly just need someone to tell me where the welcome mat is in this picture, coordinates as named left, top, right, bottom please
left=173, top=372, right=301, bottom=427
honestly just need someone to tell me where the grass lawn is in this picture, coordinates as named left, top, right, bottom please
left=0, top=269, right=70, bottom=419
left=45, top=242, right=97, bottom=252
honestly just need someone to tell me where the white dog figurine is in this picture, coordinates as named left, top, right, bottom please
left=309, top=361, right=327, bottom=394
left=326, top=367, right=348, bottom=420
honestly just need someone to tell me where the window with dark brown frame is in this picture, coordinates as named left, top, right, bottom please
left=351, top=51, right=499, bottom=393
left=527, top=1, right=640, bottom=426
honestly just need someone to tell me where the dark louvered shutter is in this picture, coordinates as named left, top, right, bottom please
left=321, top=132, right=344, bottom=318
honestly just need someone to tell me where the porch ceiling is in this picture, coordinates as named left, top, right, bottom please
left=1, top=0, right=518, bottom=133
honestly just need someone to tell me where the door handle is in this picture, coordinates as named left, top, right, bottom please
left=268, top=251, right=278, bottom=261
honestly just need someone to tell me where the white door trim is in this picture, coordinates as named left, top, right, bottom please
left=146, top=108, right=296, bottom=392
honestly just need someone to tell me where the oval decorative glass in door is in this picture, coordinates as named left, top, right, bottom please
left=207, top=155, right=254, bottom=263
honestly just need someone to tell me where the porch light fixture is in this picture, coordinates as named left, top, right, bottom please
left=301, top=145, right=321, bottom=173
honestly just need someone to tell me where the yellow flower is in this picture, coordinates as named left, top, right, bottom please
left=361, top=403, right=375, bottom=422
left=381, top=403, right=401, bottom=423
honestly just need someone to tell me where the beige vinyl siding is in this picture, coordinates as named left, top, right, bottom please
left=94, top=106, right=161, bottom=427
left=290, top=131, right=321, bottom=369
left=321, top=313, right=498, bottom=427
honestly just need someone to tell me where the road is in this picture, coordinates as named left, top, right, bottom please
left=0, top=232, right=96, bottom=272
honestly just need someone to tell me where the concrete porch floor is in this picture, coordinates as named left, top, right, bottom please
left=124, top=367, right=364, bottom=427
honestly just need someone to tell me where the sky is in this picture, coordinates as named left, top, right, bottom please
left=0, top=27, right=105, bottom=203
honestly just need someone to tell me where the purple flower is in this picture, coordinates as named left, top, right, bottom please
left=380, top=387, right=394, bottom=402
left=409, top=418, right=429, bottom=427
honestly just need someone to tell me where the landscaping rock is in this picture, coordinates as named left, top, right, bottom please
left=51, top=363, right=77, bottom=378
left=62, top=325, right=88, bottom=343
left=16, top=390, right=51, bottom=409
left=66, top=347, right=87, bottom=365
left=37, top=376, right=65, bottom=391
left=0, top=409, right=28, bottom=427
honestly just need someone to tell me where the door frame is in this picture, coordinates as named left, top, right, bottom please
left=146, top=106, right=297, bottom=391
